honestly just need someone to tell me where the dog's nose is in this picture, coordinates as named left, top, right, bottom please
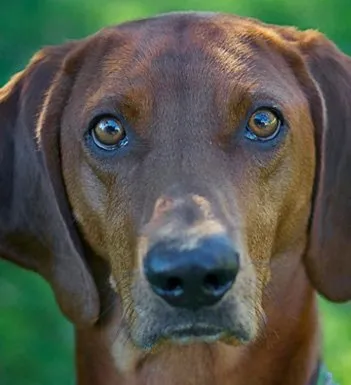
left=143, top=235, right=239, bottom=309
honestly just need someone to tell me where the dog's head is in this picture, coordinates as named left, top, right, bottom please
left=1, top=12, right=351, bottom=356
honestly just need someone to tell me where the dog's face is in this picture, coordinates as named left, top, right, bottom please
left=2, top=12, right=351, bottom=373
left=60, top=14, right=315, bottom=350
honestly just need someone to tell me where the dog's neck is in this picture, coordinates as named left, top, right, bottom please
left=75, top=260, right=320, bottom=385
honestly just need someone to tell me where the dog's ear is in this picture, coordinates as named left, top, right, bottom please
left=295, top=32, right=351, bottom=302
left=0, top=41, right=100, bottom=324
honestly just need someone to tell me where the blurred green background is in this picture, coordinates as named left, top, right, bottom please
left=0, top=1, right=351, bottom=384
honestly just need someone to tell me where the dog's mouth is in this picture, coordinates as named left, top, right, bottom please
left=130, top=308, right=256, bottom=350
left=165, top=324, right=226, bottom=344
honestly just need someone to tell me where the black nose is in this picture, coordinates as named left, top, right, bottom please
left=143, top=235, right=239, bottom=309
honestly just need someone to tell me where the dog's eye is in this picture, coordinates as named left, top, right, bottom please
left=91, top=117, right=128, bottom=150
left=245, top=109, right=282, bottom=141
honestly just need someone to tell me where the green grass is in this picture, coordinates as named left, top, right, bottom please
left=319, top=298, right=351, bottom=384
left=0, top=261, right=75, bottom=385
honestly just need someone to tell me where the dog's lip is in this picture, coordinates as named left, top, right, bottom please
left=164, top=324, right=226, bottom=343
left=135, top=321, right=252, bottom=350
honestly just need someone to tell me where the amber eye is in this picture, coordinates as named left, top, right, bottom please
left=246, top=108, right=282, bottom=141
left=91, top=117, right=128, bottom=150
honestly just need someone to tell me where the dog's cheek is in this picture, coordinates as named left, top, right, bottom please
left=232, top=162, right=290, bottom=292
left=62, top=161, right=110, bottom=255
left=101, top=188, right=139, bottom=312
left=270, top=139, right=315, bottom=257
left=240, top=183, right=278, bottom=268
left=62, top=150, right=138, bottom=309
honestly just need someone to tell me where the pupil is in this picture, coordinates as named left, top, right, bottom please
left=254, top=112, right=272, bottom=128
left=103, top=120, right=119, bottom=135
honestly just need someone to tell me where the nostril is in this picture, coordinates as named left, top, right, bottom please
left=203, top=271, right=234, bottom=296
left=164, top=277, right=183, bottom=296
left=203, top=273, right=221, bottom=292
left=149, top=273, right=184, bottom=298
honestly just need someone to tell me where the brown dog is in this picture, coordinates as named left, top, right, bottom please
left=0, top=11, right=350, bottom=385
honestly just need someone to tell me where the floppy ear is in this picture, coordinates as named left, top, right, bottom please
left=0, top=42, right=100, bottom=324
left=297, top=32, right=351, bottom=302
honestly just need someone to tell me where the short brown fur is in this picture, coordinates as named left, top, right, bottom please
left=1, top=12, right=351, bottom=385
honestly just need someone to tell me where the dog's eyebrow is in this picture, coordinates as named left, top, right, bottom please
left=83, top=88, right=150, bottom=118
left=83, top=93, right=126, bottom=116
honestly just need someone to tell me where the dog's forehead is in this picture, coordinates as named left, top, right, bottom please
left=77, top=14, right=298, bottom=98
left=68, top=13, right=307, bottom=131
left=104, top=13, right=267, bottom=74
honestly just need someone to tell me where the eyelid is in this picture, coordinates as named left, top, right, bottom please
left=247, top=98, right=284, bottom=117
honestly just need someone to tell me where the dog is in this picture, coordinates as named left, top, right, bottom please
left=0, top=11, right=349, bottom=385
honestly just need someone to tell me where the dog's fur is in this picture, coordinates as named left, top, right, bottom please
left=1, top=12, right=351, bottom=385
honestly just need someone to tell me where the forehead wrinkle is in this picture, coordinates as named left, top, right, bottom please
left=102, top=29, right=171, bottom=85
left=100, top=27, right=146, bottom=76
left=207, top=16, right=306, bottom=85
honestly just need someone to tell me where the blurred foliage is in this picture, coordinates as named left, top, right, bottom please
left=0, top=0, right=351, bottom=384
